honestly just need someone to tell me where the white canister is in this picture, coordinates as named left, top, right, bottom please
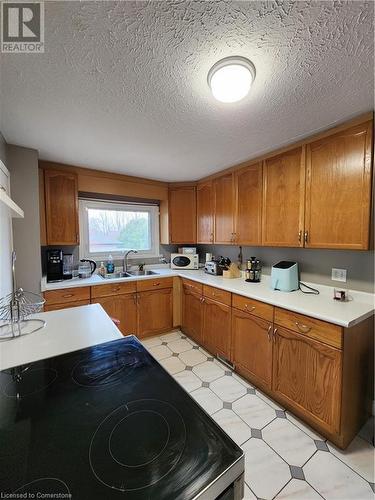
left=205, top=253, right=213, bottom=262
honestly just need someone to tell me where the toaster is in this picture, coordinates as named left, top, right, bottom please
left=204, top=261, right=223, bottom=276
left=271, top=261, right=299, bottom=292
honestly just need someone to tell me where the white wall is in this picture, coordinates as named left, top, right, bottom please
left=7, top=144, right=41, bottom=294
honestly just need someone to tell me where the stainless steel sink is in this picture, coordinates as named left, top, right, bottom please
left=100, top=272, right=132, bottom=279
left=126, top=270, right=159, bottom=276
left=99, top=270, right=159, bottom=279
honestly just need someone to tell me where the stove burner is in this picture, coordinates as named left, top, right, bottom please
left=71, top=346, right=141, bottom=387
left=13, top=477, right=71, bottom=495
left=2, top=367, right=58, bottom=399
left=89, top=399, right=186, bottom=492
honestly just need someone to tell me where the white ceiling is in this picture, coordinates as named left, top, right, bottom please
left=1, top=1, right=373, bottom=182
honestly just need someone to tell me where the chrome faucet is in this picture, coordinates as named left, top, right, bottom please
left=123, top=250, right=138, bottom=272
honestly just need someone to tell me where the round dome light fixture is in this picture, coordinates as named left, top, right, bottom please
left=207, top=56, right=256, bottom=103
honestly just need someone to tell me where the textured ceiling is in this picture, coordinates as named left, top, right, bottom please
left=1, top=1, right=373, bottom=181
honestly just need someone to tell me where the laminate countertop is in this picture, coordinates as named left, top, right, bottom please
left=41, top=269, right=374, bottom=329
left=0, top=304, right=122, bottom=371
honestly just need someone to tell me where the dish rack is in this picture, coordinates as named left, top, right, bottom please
left=0, top=251, right=46, bottom=340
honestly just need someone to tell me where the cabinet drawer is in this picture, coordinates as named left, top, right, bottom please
left=274, top=307, right=342, bottom=349
left=182, top=278, right=203, bottom=296
left=91, top=281, right=136, bottom=299
left=44, top=286, right=90, bottom=305
left=203, top=285, right=231, bottom=306
left=137, top=277, right=173, bottom=292
left=232, top=294, right=273, bottom=322
left=44, top=299, right=90, bottom=312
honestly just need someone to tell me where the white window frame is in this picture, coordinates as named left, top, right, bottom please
left=79, top=199, right=160, bottom=261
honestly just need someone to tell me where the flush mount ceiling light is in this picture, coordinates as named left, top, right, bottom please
left=207, top=56, right=256, bottom=103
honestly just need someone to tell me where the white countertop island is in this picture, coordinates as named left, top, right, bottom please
left=0, top=304, right=122, bottom=371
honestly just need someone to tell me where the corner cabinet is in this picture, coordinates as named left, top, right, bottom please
left=305, top=121, right=373, bottom=249
left=168, top=186, right=196, bottom=244
left=43, top=169, right=79, bottom=245
left=262, top=147, right=305, bottom=247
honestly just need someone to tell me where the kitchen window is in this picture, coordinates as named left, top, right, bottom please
left=79, top=199, right=160, bottom=261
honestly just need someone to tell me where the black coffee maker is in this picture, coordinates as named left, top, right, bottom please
left=46, top=249, right=64, bottom=283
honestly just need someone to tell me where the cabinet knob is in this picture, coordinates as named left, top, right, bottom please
left=298, top=230, right=302, bottom=243
left=304, top=231, right=308, bottom=244
left=273, top=328, right=278, bottom=343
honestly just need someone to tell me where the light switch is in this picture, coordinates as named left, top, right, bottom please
left=331, top=268, right=347, bottom=282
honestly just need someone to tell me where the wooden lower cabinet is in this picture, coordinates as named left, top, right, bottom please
left=202, top=297, right=231, bottom=360
left=181, top=288, right=202, bottom=344
left=92, top=294, right=138, bottom=337
left=137, top=288, right=173, bottom=338
left=272, top=326, right=342, bottom=435
left=232, top=310, right=273, bottom=390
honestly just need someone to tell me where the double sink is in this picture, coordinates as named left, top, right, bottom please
left=100, top=270, right=159, bottom=280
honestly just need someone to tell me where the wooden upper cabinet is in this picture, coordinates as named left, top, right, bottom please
left=262, top=147, right=305, bottom=247
left=168, top=186, right=196, bottom=244
left=214, top=173, right=235, bottom=244
left=234, top=163, right=262, bottom=245
left=197, top=181, right=214, bottom=243
left=305, top=121, right=373, bottom=249
left=44, top=169, right=79, bottom=245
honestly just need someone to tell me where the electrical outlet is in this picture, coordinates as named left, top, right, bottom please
left=331, top=268, right=347, bottom=282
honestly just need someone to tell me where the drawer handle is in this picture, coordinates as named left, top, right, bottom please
left=244, top=304, right=255, bottom=312
left=295, top=322, right=311, bottom=333
left=201, top=297, right=205, bottom=303
left=62, top=294, right=73, bottom=298
left=112, top=287, right=121, bottom=292
left=153, top=282, right=161, bottom=286
left=267, top=324, right=272, bottom=341
left=273, top=328, right=278, bottom=343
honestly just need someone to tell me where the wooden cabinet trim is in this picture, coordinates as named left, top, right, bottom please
left=44, top=299, right=90, bottom=311
left=181, top=278, right=203, bottom=296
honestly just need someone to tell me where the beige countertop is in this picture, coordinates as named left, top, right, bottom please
left=41, top=268, right=374, bottom=329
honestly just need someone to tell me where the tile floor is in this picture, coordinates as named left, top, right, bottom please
left=142, top=330, right=375, bottom=500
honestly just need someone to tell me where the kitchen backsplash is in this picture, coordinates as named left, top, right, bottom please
left=41, top=243, right=374, bottom=293
left=197, top=244, right=375, bottom=293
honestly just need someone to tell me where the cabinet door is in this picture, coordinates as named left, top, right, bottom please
left=168, top=187, right=196, bottom=244
left=182, top=287, right=202, bottom=344
left=305, top=121, right=373, bottom=249
left=44, top=170, right=79, bottom=245
left=272, top=327, right=342, bottom=434
left=232, top=310, right=272, bottom=389
left=214, top=173, right=235, bottom=244
left=202, top=297, right=231, bottom=360
left=138, top=288, right=173, bottom=338
left=262, top=148, right=305, bottom=247
left=197, top=182, right=214, bottom=243
left=234, top=163, right=262, bottom=245
left=92, top=294, right=138, bottom=336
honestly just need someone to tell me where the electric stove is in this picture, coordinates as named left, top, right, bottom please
left=0, top=336, right=244, bottom=499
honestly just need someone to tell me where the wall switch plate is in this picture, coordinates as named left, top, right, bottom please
left=331, top=268, right=347, bottom=282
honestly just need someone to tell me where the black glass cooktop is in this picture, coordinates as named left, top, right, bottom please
left=0, top=337, right=243, bottom=498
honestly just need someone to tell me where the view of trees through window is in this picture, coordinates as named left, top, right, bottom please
left=87, top=207, right=150, bottom=253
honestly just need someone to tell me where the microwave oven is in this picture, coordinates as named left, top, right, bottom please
left=170, top=253, right=199, bottom=269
